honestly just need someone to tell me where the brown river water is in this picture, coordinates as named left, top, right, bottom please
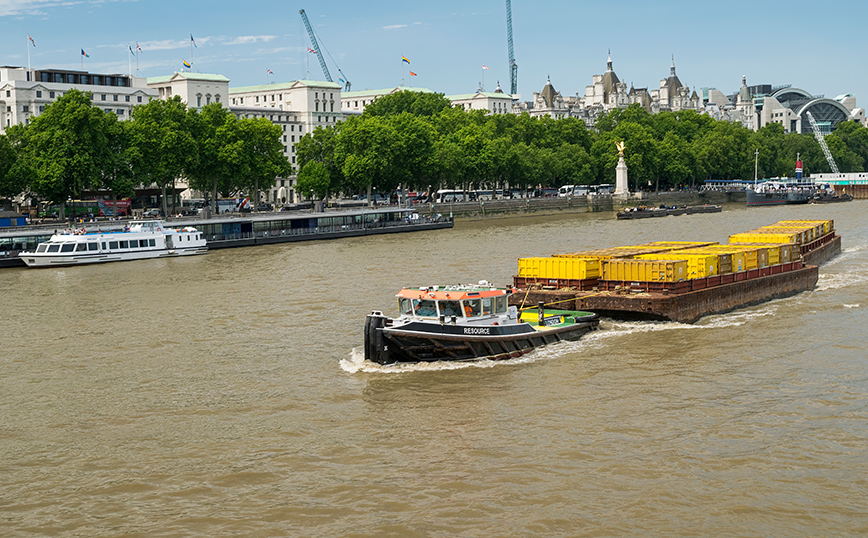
left=2, top=202, right=867, bottom=537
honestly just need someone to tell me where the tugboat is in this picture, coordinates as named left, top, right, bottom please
left=364, top=281, right=599, bottom=364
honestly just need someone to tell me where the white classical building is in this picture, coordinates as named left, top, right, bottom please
left=0, top=66, right=157, bottom=134
left=147, top=72, right=229, bottom=108
left=225, top=80, right=343, bottom=204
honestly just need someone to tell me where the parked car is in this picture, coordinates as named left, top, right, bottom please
left=143, top=209, right=162, bottom=217
left=256, top=203, right=272, bottom=212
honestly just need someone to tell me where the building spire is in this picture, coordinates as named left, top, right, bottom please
left=607, top=49, right=613, bottom=71
left=670, top=54, right=676, bottom=76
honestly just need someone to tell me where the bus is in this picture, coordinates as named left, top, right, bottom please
left=434, top=190, right=477, bottom=203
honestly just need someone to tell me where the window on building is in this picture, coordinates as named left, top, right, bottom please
left=215, top=95, right=220, bottom=103
left=278, top=94, right=282, bottom=100
left=113, top=95, right=118, bottom=101
left=197, top=96, right=201, bottom=107
left=137, top=96, right=142, bottom=103
left=22, top=105, right=29, bottom=112
left=315, top=92, right=318, bottom=99
left=125, top=95, right=130, bottom=102
left=315, top=102, right=319, bottom=111
left=101, top=94, right=106, bottom=101
left=240, top=97, right=243, bottom=104
left=256, top=96, right=259, bottom=103
left=292, top=156, right=296, bottom=164
left=5, top=90, right=9, bottom=97
left=36, top=90, right=42, bottom=98
left=291, top=135, right=295, bottom=142
left=117, top=109, right=124, bottom=115
left=39, top=106, right=44, bottom=112
left=206, top=96, right=211, bottom=105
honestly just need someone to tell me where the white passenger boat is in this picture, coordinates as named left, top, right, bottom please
left=20, top=220, right=207, bottom=267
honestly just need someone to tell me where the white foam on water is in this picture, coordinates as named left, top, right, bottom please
left=340, top=347, right=551, bottom=374
left=843, top=304, right=860, bottom=308
left=816, top=271, right=868, bottom=292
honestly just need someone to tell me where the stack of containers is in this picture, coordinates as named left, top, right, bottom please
left=776, top=219, right=834, bottom=235
left=633, top=251, right=720, bottom=278
left=518, top=257, right=602, bottom=280
left=726, top=242, right=797, bottom=265
left=728, top=229, right=806, bottom=246
left=601, top=258, right=688, bottom=282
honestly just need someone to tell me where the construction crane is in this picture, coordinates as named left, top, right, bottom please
left=806, top=110, right=840, bottom=174
left=505, top=0, right=518, bottom=97
left=299, top=9, right=352, bottom=91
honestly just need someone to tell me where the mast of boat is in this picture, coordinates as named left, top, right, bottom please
left=754, top=149, right=759, bottom=187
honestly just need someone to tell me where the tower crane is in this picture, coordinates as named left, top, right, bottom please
left=505, top=0, right=518, bottom=97
left=806, top=111, right=840, bottom=174
left=299, top=9, right=352, bottom=91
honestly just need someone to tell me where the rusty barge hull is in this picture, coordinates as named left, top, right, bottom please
left=513, top=235, right=840, bottom=324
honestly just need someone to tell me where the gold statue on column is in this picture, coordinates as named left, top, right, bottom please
left=615, top=141, right=626, bottom=157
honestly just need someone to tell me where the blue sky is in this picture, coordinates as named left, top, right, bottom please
left=2, top=0, right=866, bottom=106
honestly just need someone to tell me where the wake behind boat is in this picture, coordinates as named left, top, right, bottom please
left=21, top=220, right=207, bottom=267
left=364, top=282, right=599, bottom=364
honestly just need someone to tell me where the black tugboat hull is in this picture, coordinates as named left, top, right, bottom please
left=364, top=312, right=599, bottom=365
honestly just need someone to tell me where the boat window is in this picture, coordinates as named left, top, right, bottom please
left=120, top=240, right=129, bottom=249
left=399, top=298, right=414, bottom=316
left=36, top=244, right=47, bottom=253
left=495, top=296, right=507, bottom=314
left=482, top=297, right=495, bottom=315
left=413, top=299, right=437, bottom=317
left=129, top=240, right=138, bottom=248
left=75, top=243, right=87, bottom=251
left=109, top=241, right=118, bottom=250
left=439, top=301, right=462, bottom=318
left=463, top=299, right=482, bottom=317
left=101, top=242, right=106, bottom=250
left=60, top=243, right=75, bottom=252
left=149, top=239, right=156, bottom=247
left=47, top=244, right=60, bottom=253
left=88, top=243, right=98, bottom=251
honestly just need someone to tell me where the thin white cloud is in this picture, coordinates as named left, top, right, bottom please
left=0, top=0, right=130, bottom=17
left=222, top=35, right=277, bottom=46
left=382, top=22, right=421, bottom=31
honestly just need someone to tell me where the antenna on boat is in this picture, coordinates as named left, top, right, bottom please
left=754, top=149, right=759, bottom=187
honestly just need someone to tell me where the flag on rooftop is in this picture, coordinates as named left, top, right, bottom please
left=409, top=71, right=417, bottom=77
left=267, top=68, right=273, bottom=75
left=482, top=64, right=491, bottom=70
left=191, top=34, right=197, bottom=48
left=136, top=42, right=143, bottom=52
left=307, top=47, right=317, bottom=54
left=182, top=59, right=191, bottom=68
left=402, top=56, right=410, bottom=64
left=129, top=45, right=134, bottom=55
left=81, top=48, right=89, bottom=58
left=28, top=34, right=36, bottom=47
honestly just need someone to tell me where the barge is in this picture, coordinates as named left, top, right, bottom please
left=511, top=220, right=839, bottom=324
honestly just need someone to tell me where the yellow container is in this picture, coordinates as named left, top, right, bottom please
left=602, top=259, right=688, bottom=282
left=635, top=253, right=719, bottom=279
left=763, top=224, right=818, bottom=241
left=757, top=227, right=809, bottom=244
left=777, top=219, right=834, bottom=235
left=518, top=257, right=601, bottom=279
left=699, top=247, right=747, bottom=272
left=729, top=231, right=804, bottom=245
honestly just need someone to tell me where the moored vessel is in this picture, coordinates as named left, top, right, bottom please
left=364, top=282, right=599, bottom=364
left=20, top=220, right=207, bottom=267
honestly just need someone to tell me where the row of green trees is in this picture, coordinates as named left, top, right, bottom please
left=0, top=89, right=290, bottom=216
left=296, top=91, right=868, bottom=198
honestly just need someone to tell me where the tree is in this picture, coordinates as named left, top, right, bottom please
left=297, top=124, right=344, bottom=198
left=363, top=90, right=454, bottom=117
left=296, top=161, right=331, bottom=200
left=130, top=96, right=194, bottom=214
left=19, top=89, right=113, bottom=218
left=236, top=117, right=291, bottom=207
left=186, top=103, right=246, bottom=211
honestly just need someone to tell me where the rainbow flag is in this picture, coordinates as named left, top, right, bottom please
left=182, top=60, right=191, bottom=68
left=402, top=56, right=410, bottom=64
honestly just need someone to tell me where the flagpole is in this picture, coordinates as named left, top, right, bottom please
left=129, top=46, right=132, bottom=77
left=401, top=60, right=405, bottom=87
left=27, top=35, right=31, bottom=70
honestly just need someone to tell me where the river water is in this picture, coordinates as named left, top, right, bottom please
left=2, top=202, right=867, bottom=537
